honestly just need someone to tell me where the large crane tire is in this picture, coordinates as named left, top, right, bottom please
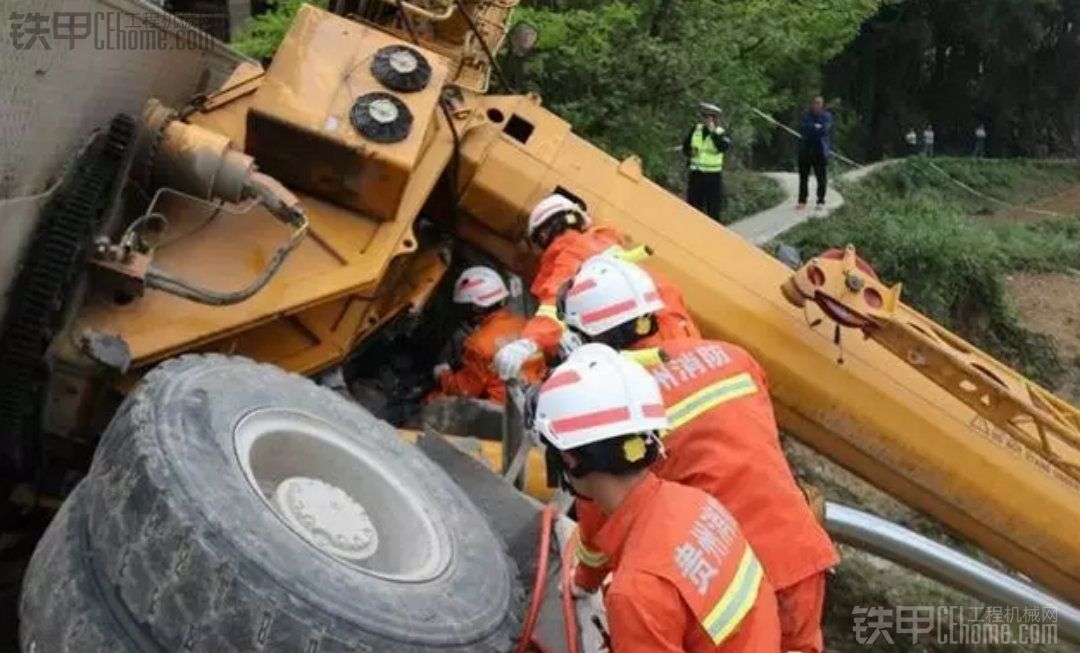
left=19, top=483, right=149, bottom=652
left=33, top=354, right=523, bottom=652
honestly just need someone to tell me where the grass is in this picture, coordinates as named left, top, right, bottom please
left=722, top=170, right=785, bottom=224
left=660, top=149, right=785, bottom=225
left=775, top=158, right=1080, bottom=386
left=864, top=157, right=1080, bottom=216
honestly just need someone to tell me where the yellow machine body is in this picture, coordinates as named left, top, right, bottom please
left=64, top=5, right=1080, bottom=603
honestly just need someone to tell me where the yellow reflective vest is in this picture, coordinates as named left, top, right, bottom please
left=690, top=125, right=726, bottom=173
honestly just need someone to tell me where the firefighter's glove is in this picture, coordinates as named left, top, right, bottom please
left=432, top=363, right=452, bottom=381
left=494, top=338, right=539, bottom=381
left=569, top=578, right=595, bottom=600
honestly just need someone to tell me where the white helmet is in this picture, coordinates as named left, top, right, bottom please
left=453, top=266, right=508, bottom=308
left=562, top=255, right=665, bottom=336
left=527, top=193, right=592, bottom=241
left=534, top=343, right=668, bottom=451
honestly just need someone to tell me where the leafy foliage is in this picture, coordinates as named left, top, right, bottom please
left=233, top=0, right=327, bottom=60
left=514, top=0, right=882, bottom=181
left=778, top=158, right=1080, bottom=383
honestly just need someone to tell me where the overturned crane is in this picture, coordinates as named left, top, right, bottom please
left=2, top=0, right=1079, bottom=650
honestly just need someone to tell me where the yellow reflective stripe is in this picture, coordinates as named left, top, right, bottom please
left=621, top=348, right=664, bottom=367
left=575, top=538, right=609, bottom=568
left=703, top=547, right=763, bottom=645
left=620, top=245, right=651, bottom=263
left=666, top=373, right=757, bottom=430
left=603, top=244, right=651, bottom=263
left=535, top=304, right=561, bottom=321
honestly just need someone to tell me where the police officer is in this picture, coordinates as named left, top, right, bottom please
left=683, top=103, right=732, bottom=221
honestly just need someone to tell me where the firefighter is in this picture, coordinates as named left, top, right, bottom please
left=430, top=266, right=542, bottom=404
left=561, top=255, right=839, bottom=653
left=493, top=193, right=699, bottom=381
left=532, top=343, right=780, bottom=652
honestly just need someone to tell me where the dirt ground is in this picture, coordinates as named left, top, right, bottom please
left=1004, top=272, right=1080, bottom=404
left=992, top=183, right=1080, bottom=224
left=783, top=438, right=1077, bottom=652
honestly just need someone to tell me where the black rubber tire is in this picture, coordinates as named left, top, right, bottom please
left=19, top=482, right=155, bottom=652
left=81, top=354, right=522, bottom=653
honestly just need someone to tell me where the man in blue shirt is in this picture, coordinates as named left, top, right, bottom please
left=797, top=95, right=833, bottom=211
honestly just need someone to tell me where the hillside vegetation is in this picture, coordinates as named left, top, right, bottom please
left=772, top=158, right=1080, bottom=653
left=777, top=158, right=1080, bottom=387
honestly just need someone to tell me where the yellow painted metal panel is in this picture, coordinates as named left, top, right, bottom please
left=74, top=83, right=453, bottom=369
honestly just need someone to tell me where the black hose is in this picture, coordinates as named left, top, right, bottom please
left=395, top=0, right=465, bottom=228
left=452, top=0, right=514, bottom=92
left=146, top=219, right=308, bottom=306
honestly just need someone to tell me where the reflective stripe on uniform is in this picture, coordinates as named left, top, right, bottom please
left=535, top=304, right=561, bottom=320
left=576, top=537, right=609, bottom=568
left=601, top=243, right=651, bottom=264
left=666, top=372, right=757, bottom=430
left=622, top=348, right=665, bottom=367
left=702, top=547, right=764, bottom=644
left=602, top=244, right=626, bottom=258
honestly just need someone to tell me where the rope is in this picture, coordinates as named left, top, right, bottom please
left=749, top=106, right=862, bottom=168
left=915, top=158, right=1062, bottom=217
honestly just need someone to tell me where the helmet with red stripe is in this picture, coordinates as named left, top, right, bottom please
left=561, top=255, right=664, bottom=337
left=527, top=193, right=592, bottom=247
left=534, top=344, right=668, bottom=452
left=453, top=266, right=509, bottom=308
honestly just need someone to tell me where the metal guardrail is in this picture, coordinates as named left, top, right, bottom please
left=826, top=502, right=1080, bottom=642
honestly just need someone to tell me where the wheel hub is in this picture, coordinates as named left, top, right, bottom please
left=273, top=477, right=379, bottom=562
left=233, top=408, right=449, bottom=580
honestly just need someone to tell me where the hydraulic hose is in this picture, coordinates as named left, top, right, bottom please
left=145, top=214, right=308, bottom=305
left=560, top=530, right=581, bottom=653
left=516, top=505, right=555, bottom=653
left=144, top=173, right=309, bottom=306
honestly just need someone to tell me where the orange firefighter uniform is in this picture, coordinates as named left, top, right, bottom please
left=575, top=338, right=839, bottom=653
left=436, top=308, right=543, bottom=404
left=594, top=473, right=780, bottom=652
left=522, top=227, right=699, bottom=351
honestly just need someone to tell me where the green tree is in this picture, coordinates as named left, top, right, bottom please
left=233, top=0, right=327, bottom=60
left=514, top=0, right=881, bottom=181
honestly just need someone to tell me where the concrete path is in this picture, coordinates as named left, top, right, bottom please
left=731, top=161, right=896, bottom=245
